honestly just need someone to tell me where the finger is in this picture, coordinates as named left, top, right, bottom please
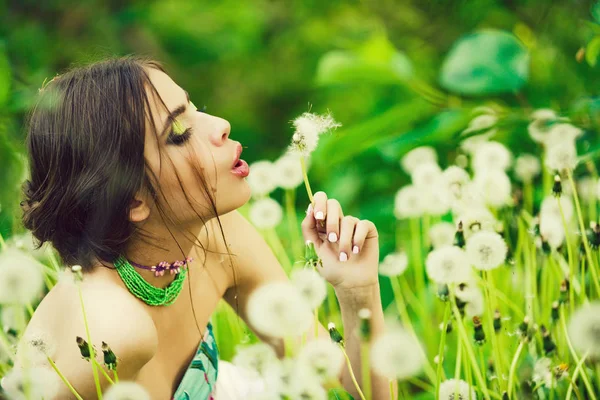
left=352, top=219, right=378, bottom=254
left=312, top=191, right=328, bottom=222
left=338, top=216, right=359, bottom=262
left=325, top=198, right=343, bottom=243
left=301, top=203, right=322, bottom=248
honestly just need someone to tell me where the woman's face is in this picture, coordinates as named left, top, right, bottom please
left=137, top=67, right=251, bottom=226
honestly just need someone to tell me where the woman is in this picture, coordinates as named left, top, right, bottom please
left=15, top=56, right=387, bottom=399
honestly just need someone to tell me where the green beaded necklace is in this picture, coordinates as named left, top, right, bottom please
left=113, top=255, right=187, bottom=306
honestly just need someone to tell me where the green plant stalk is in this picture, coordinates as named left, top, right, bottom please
left=339, top=344, right=367, bottom=400
left=435, top=302, right=451, bottom=400
left=314, top=308, right=319, bottom=339
left=408, top=377, right=435, bottom=392
left=560, top=306, right=597, bottom=400
left=507, top=340, right=525, bottom=398
left=410, top=218, right=426, bottom=301
left=299, top=156, right=314, bottom=203
left=77, top=285, right=103, bottom=400
left=0, top=232, right=6, bottom=250
left=465, top=343, right=474, bottom=400
left=360, top=341, right=372, bottom=400
left=266, top=228, right=293, bottom=272
left=284, top=189, right=303, bottom=259
left=566, top=352, right=590, bottom=400
left=566, top=169, right=600, bottom=297
left=483, top=271, right=506, bottom=392
left=454, top=337, right=463, bottom=399
left=450, top=291, right=491, bottom=400
left=580, top=257, right=587, bottom=303
left=389, top=380, right=395, bottom=400
left=113, top=369, right=119, bottom=383
left=0, top=328, right=15, bottom=363
left=478, top=277, right=525, bottom=321
left=557, top=197, right=576, bottom=313
left=523, top=181, right=534, bottom=214
left=92, top=359, right=114, bottom=385
left=47, top=355, right=84, bottom=400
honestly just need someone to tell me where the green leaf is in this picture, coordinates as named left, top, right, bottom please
left=328, top=388, right=355, bottom=400
left=592, top=1, right=600, bottom=24
left=586, top=36, right=600, bottom=67
left=316, top=35, right=413, bottom=86
left=439, top=29, right=529, bottom=95
left=0, top=42, right=12, bottom=107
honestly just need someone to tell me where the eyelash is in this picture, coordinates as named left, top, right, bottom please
left=167, top=107, right=206, bottom=146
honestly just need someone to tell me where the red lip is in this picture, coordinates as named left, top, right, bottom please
left=232, top=143, right=243, bottom=169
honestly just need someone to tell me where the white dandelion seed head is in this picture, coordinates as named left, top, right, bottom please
left=264, top=358, right=304, bottom=396
left=438, top=378, right=476, bottom=400
left=425, top=246, right=473, bottom=284
left=567, top=301, right=600, bottom=359
left=460, top=114, right=498, bottom=154
left=545, top=140, right=578, bottom=173
left=539, top=215, right=565, bottom=250
left=247, top=281, right=313, bottom=338
left=378, top=251, right=409, bottom=277
left=454, top=207, right=496, bottom=238
left=465, top=231, right=508, bottom=271
left=246, top=160, right=278, bottom=198
left=472, top=170, right=512, bottom=209
left=441, top=166, right=471, bottom=204
left=0, top=248, right=45, bottom=305
left=289, top=112, right=341, bottom=156
left=465, top=114, right=498, bottom=133
left=1, top=366, right=61, bottom=400
left=543, top=123, right=584, bottom=148
left=400, top=146, right=438, bottom=175
left=296, top=338, right=344, bottom=383
left=17, top=329, right=56, bottom=367
left=232, top=342, right=279, bottom=378
left=290, top=268, right=327, bottom=309
left=455, top=283, right=485, bottom=318
left=421, top=189, right=451, bottom=217
left=1, top=305, right=21, bottom=333
left=514, top=153, right=542, bottom=183
left=429, top=222, right=457, bottom=249
left=103, top=381, right=151, bottom=400
left=370, top=328, right=425, bottom=380
left=394, top=185, right=424, bottom=219
left=5, top=231, right=49, bottom=261
left=532, top=357, right=554, bottom=388
left=411, top=162, right=443, bottom=188
left=528, top=109, right=559, bottom=143
left=577, top=177, right=597, bottom=202
left=249, top=198, right=283, bottom=230
left=472, top=141, right=512, bottom=172
left=449, top=182, right=487, bottom=215
left=540, top=195, right=574, bottom=223
left=273, top=152, right=306, bottom=190
left=288, top=377, right=328, bottom=400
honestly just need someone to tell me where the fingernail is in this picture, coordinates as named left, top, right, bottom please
left=315, top=211, right=324, bottom=220
left=339, top=252, right=348, bottom=262
left=328, top=232, right=338, bottom=243
left=306, top=203, right=313, bottom=215
left=352, top=245, right=359, bottom=254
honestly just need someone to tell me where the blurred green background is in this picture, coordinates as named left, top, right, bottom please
left=2, top=0, right=600, bottom=312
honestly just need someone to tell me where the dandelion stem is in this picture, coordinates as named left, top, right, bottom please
left=557, top=196, right=576, bottom=313
left=113, top=369, right=119, bottom=383
left=483, top=271, right=506, bottom=392
left=435, top=301, right=451, bottom=400
left=360, top=341, right=372, bottom=400
left=454, top=337, right=463, bottom=399
left=0, top=232, right=6, bottom=250
left=299, top=156, right=314, bottom=203
left=566, top=352, right=590, bottom=400
left=77, top=285, right=103, bottom=399
left=389, top=380, right=395, bottom=400
left=339, top=343, right=367, bottom=400
left=314, top=308, right=319, bottom=339
left=507, top=340, right=525, bottom=398
left=284, top=189, right=303, bottom=258
left=92, top=359, right=115, bottom=385
left=47, top=355, right=84, bottom=400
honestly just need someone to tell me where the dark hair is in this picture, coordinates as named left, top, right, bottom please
left=20, top=55, right=228, bottom=274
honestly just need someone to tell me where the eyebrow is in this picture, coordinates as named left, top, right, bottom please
left=160, top=90, right=191, bottom=138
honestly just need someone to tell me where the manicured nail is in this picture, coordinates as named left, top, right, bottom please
left=306, top=203, right=313, bottom=215
left=328, top=232, right=338, bottom=243
left=352, top=245, right=359, bottom=254
left=339, top=252, right=348, bottom=262
left=315, top=211, right=324, bottom=220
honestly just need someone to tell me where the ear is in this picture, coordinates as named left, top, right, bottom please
left=128, top=196, right=151, bottom=223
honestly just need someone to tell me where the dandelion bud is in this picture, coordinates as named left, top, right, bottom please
left=71, top=265, right=83, bottom=282
left=473, top=316, right=486, bottom=345
left=559, top=280, right=569, bottom=304
left=102, top=341, right=118, bottom=371
left=552, top=175, right=562, bottom=197
left=589, top=221, right=600, bottom=250
left=454, top=221, right=466, bottom=248
left=519, top=316, right=531, bottom=341
left=540, top=236, right=552, bottom=255
left=493, top=309, right=502, bottom=333
left=437, top=284, right=450, bottom=302
left=304, top=241, right=322, bottom=269
left=502, top=391, right=509, bottom=400
left=540, top=325, right=557, bottom=356
left=358, top=308, right=372, bottom=341
left=328, top=322, right=344, bottom=346
left=439, top=320, right=453, bottom=334
left=551, top=301, right=560, bottom=323
left=76, top=336, right=93, bottom=361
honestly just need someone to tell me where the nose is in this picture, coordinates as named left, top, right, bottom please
left=210, top=117, right=231, bottom=146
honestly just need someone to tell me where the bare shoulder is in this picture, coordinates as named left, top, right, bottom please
left=18, top=272, right=158, bottom=397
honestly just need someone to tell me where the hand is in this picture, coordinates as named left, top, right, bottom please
left=301, top=191, right=380, bottom=290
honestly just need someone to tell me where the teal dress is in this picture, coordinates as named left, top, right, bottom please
left=173, top=322, right=219, bottom=400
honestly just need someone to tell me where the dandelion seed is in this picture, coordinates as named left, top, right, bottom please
left=296, top=338, right=344, bottom=383
left=532, top=357, right=554, bottom=388
left=466, top=231, right=508, bottom=271
left=232, top=343, right=279, bottom=378
left=545, top=140, right=578, bottom=173
left=289, top=112, right=341, bottom=156
left=425, top=246, right=473, bottom=284
left=249, top=198, right=283, bottom=230
left=394, top=185, right=424, bottom=219
left=514, top=154, right=541, bottom=183
left=17, top=330, right=56, bottom=367
left=429, top=222, right=457, bottom=249
left=290, top=268, right=327, bottom=309
left=0, top=248, right=45, bottom=305
left=370, top=328, right=425, bottom=380
left=438, top=378, right=476, bottom=400
left=473, top=141, right=512, bottom=172
left=103, top=381, right=151, bottom=400
left=400, top=146, right=438, bottom=175
left=567, top=301, right=600, bottom=359
left=378, top=251, right=409, bottom=277
left=246, top=160, right=278, bottom=198
left=273, top=153, right=305, bottom=190
left=1, top=366, right=61, bottom=400
left=247, top=281, right=313, bottom=338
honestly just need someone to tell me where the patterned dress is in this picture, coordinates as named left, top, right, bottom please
left=173, top=322, right=219, bottom=400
